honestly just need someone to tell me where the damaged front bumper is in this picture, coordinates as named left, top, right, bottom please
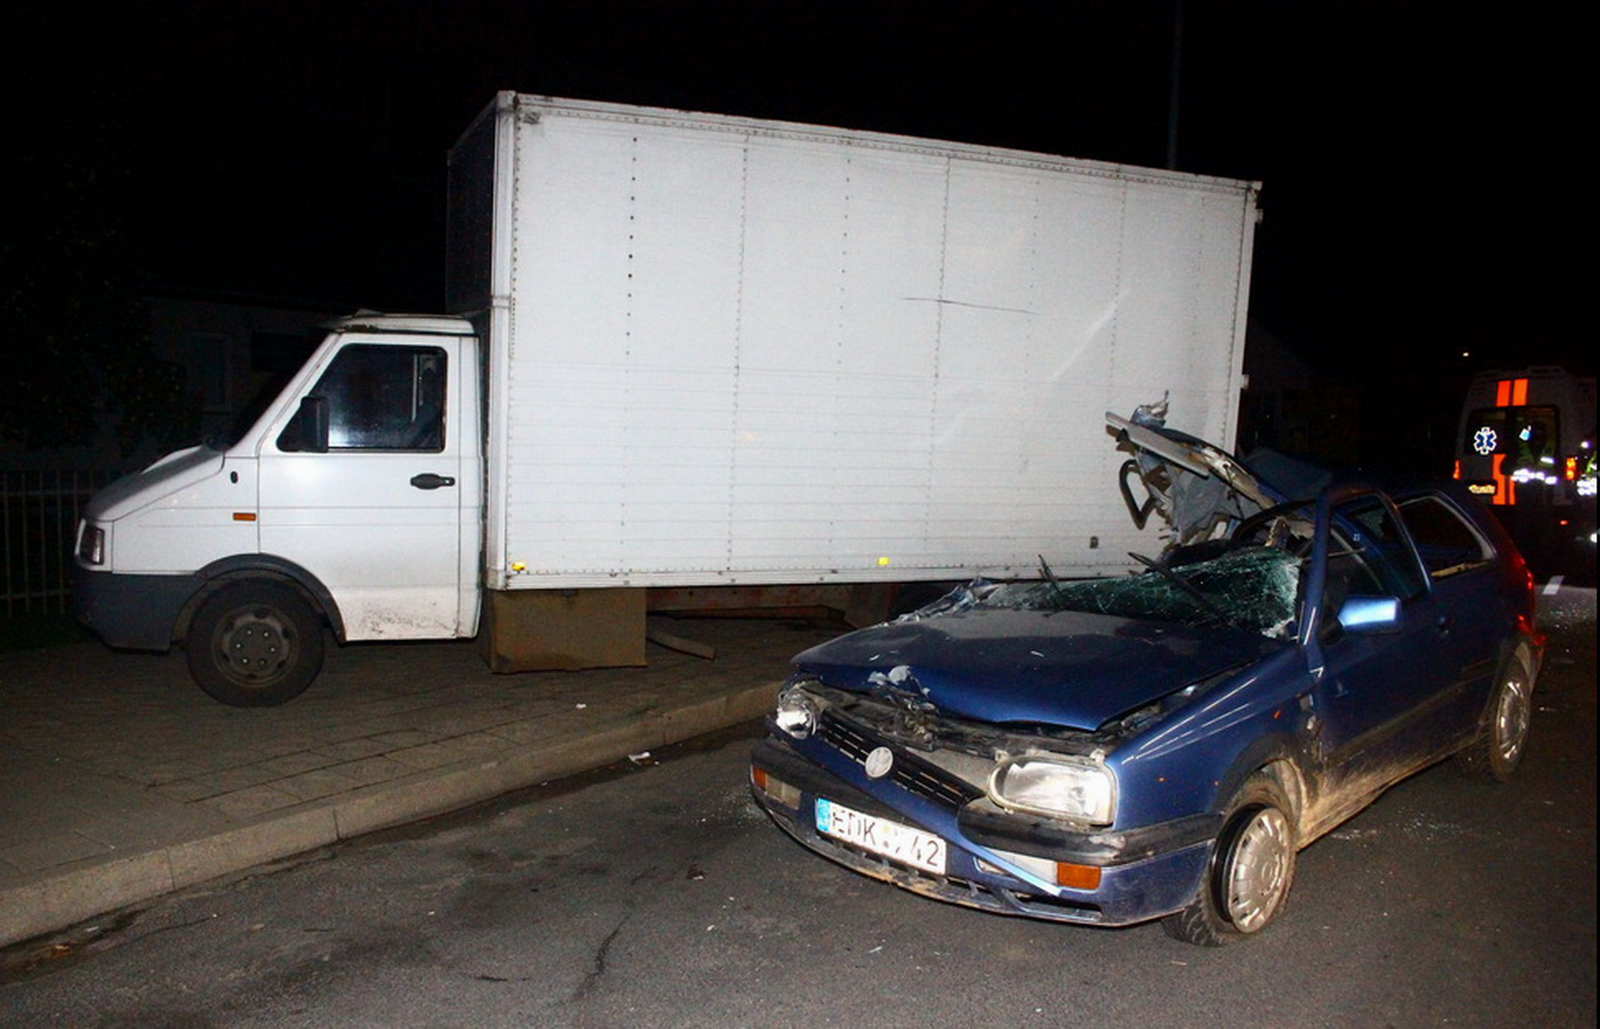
left=751, top=733, right=1219, bottom=927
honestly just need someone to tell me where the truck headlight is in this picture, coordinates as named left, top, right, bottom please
left=987, top=754, right=1116, bottom=825
left=77, top=522, right=106, bottom=566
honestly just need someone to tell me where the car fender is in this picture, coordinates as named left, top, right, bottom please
left=1209, top=733, right=1313, bottom=827
left=1113, top=647, right=1314, bottom=828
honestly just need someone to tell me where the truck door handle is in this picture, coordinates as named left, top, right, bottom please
left=410, top=473, right=456, bottom=490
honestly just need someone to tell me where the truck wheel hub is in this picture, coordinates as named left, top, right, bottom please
left=218, top=608, right=294, bottom=681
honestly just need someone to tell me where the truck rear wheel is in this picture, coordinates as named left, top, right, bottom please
left=186, top=582, right=324, bottom=707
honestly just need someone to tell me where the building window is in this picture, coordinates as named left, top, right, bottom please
left=187, top=333, right=231, bottom=412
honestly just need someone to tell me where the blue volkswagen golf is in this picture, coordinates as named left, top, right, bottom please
left=751, top=407, right=1542, bottom=944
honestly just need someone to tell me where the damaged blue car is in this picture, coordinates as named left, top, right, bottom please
left=751, top=407, right=1543, bottom=944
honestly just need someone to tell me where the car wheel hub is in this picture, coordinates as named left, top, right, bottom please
left=1224, top=807, right=1292, bottom=932
left=1495, top=676, right=1531, bottom=765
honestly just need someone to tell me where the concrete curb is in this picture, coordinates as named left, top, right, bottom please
left=0, top=681, right=778, bottom=948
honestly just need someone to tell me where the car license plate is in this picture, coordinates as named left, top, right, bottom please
left=815, top=797, right=946, bottom=875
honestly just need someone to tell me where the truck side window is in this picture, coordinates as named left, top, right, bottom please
left=278, top=345, right=446, bottom=452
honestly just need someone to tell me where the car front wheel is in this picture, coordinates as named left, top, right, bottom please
left=1163, top=771, right=1297, bottom=946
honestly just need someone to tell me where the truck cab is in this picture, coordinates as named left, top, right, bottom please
left=74, top=314, right=483, bottom=706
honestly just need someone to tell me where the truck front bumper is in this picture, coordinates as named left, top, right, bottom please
left=72, top=565, right=200, bottom=651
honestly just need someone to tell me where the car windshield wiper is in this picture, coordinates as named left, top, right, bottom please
left=1038, top=554, right=1068, bottom=609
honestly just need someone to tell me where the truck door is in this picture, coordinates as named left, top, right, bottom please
left=259, top=336, right=470, bottom=640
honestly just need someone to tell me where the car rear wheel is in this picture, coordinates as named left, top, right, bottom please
left=1163, top=772, right=1297, bottom=946
left=186, top=581, right=324, bottom=707
left=1455, top=644, right=1535, bottom=782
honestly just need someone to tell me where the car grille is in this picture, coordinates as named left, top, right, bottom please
left=818, top=710, right=983, bottom=810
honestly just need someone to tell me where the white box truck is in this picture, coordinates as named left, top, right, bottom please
left=73, top=93, right=1261, bottom=705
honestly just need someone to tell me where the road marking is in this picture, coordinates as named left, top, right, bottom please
left=1543, top=575, right=1565, bottom=596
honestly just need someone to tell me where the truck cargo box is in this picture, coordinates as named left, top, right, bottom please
left=447, top=93, right=1260, bottom=592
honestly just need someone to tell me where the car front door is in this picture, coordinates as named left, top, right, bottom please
left=1301, top=491, right=1453, bottom=812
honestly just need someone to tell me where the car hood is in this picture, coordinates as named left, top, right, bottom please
left=791, top=608, right=1285, bottom=731
left=85, top=446, right=225, bottom=521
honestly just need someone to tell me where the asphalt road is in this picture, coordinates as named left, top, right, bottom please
left=2, top=590, right=1594, bottom=1029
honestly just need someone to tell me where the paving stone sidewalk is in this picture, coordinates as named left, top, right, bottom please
left=0, top=617, right=832, bottom=947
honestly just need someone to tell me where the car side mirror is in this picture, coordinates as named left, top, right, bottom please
left=1336, top=595, right=1400, bottom=634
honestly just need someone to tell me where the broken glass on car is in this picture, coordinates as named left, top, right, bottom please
left=900, top=400, right=1311, bottom=639
left=989, top=545, right=1300, bottom=638
left=900, top=545, right=1301, bottom=639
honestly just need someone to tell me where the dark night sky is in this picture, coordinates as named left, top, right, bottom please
left=12, top=2, right=1591, bottom=437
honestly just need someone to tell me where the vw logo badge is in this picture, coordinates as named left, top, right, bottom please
left=864, top=746, right=894, bottom=779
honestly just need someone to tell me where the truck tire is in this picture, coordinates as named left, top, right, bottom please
left=186, top=581, right=324, bottom=707
left=1162, top=772, right=1297, bottom=945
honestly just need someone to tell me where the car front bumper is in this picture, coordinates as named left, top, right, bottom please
left=751, top=734, right=1218, bottom=927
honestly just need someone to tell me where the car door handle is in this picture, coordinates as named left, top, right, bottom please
left=410, top=473, right=456, bottom=490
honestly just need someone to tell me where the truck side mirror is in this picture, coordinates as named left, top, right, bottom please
left=277, top=395, right=330, bottom=453
left=301, top=395, right=330, bottom=452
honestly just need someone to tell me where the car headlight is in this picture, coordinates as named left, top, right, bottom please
left=987, top=753, right=1116, bottom=825
left=774, top=687, right=820, bottom=739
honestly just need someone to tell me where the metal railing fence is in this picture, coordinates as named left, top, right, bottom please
left=2, top=469, right=120, bottom=616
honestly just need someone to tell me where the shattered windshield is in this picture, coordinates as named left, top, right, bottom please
left=896, top=400, right=1308, bottom=639
left=911, top=546, right=1303, bottom=640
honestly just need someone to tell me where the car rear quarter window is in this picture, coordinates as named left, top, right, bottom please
left=1396, top=495, right=1494, bottom=579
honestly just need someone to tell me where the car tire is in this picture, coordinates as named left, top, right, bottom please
left=186, top=581, right=324, bottom=707
left=1163, top=771, right=1297, bottom=946
left=1454, top=643, right=1535, bottom=782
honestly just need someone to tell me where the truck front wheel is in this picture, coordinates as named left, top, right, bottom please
left=186, top=582, right=325, bottom=706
